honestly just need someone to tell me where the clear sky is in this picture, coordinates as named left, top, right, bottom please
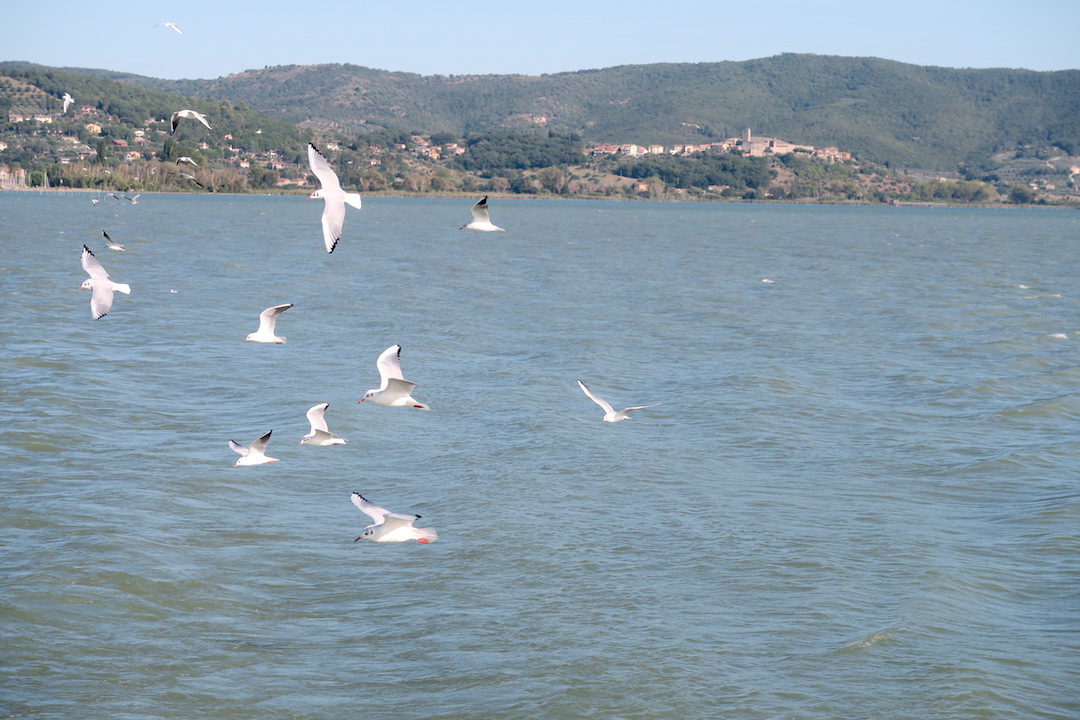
left=4, top=0, right=1078, bottom=80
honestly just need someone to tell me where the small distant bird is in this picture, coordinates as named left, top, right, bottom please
left=460, top=196, right=504, bottom=232
left=102, top=231, right=125, bottom=252
left=127, top=194, right=140, bottom=205
left=359, top=344, right=429, bottom=409
left=61, top=92, right=73, bottom=113
left=175, top=156, right=197, bottom=166
left=79, top=244, right=130, bottom=319
left=178, top=172, right=206, bottom=190
left=351, top=492, right=437, bottom=543
left=307, top=143, right=362, bottom=253
left=300, top=403, right=347, bottom=446
left=156, top=21, right=184, bottom=35
left=170, top=109, right=211, bottom=133
left=577, top=380, right=660, bottom=423
left=229, top=430, right=278, bottom=466
left=244, top=303, right=292, bottom=344
left=91, top=198, right=98, bottom=206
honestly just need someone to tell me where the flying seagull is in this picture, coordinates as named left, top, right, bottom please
left=229, top=430, right=278, bottom=466
left=300, top=403, right=347, bottom=446
left=61, top=92, right=74, bottom=113
left=156, top=21, right=184, bottom=35
left=244, top=303, right=293, bottom=344
left=359, top=344, right=429, bottom=409
left=307, top=143, right=362, bottom=253
left=178, top=172, right=206, bottom=190
left=577, top=380, right=660, bottom=423
left=175, top=156, right=198, bottom=166
left=79, top=244, right=130, bottom=319
left=170, top=109, right=211, bottom=133
left=351, top=492, right=437, bottom=543
left=102, top=231, right=125, bottom=252
left=460, top=196, right=505, bottom=232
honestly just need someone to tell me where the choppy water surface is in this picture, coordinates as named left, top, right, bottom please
left=1, top=193, right=1078, bottom=719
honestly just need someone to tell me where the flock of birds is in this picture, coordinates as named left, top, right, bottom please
left=75, top=104, right=661, bottom=544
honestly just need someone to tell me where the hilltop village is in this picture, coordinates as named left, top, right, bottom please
left=583, top=128, right=851, bottom=164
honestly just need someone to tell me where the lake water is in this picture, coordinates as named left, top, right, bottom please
left=1, top=192, right=1078, bottom=719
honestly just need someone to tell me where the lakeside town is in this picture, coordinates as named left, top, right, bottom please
left=1, top=100, right=1077, bottom=205
left=1, top=101, right=851, bottom=189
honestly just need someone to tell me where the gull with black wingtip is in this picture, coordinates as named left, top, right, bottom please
left=351, top=492, right=437, bottom=543
left=460, top=196, right=504, bottom=232
left=300, top=403, right=347, bottom=446
left=306, top=143, right=362, bottom=253
left=79, top=244, right=130, bottom=319
left=229, top=430, right=278, bottom=466
left=359, top=345, right=429, bottom=409
left=244, top=303, right=293, bottom=344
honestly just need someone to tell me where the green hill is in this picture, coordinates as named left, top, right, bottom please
left=2, top=58, right=1078, bottom=204
left=0, top=62, right=311, bottom=159
left=84, top=54, right=1080, bottom=173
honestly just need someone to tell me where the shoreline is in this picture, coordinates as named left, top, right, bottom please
left=2, top=186, right=1075, bottom=210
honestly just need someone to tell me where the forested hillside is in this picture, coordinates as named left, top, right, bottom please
left=83, top=54, right=1080, bottom=173
left=1, top=59, right=1077, bottom=205
left=0, top=63, right=310, bottom=158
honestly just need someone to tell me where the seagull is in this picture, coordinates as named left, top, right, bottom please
left=359, top=345, right=429, bottom=409
left=300, top=403, right=347, bottom=446
left=61, top=92, right=73, bottom=113
left=351, top=492, right=437, bottom=543
left=229, top=430, right=278, bottom=466
left=91, top=198, right=98, bottom=206
left=170, top=109, right=211, bottom=133
left=244, top=303, right=292, bottom=344
left=175, top=156, right=197, bottom=166
left=307, top=143, right=362, bottom=253
left=102, top=231, right=125, bottom=252
left=156, top=21, right=184, bottom=35
left=79, top=244, right=130, bottom=319
left=127, top=194, right=140, bottom=205
left=178, top=172, right=206, bottom=190
left=577, top=380, right=660, bottom=423
left=460, top=196, right=505, bottom=231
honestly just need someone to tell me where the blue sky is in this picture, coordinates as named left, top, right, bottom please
left=5, top=0, right=1078, bottom=79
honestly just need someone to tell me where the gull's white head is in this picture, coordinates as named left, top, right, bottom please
left=78, top=279, right=94, bottom=290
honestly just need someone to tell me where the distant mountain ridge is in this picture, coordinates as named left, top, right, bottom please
left=77, top=54, right=1080, bottom=173
left=2, top=55, right=1079, bottom=174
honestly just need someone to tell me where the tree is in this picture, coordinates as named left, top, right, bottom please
left=536, top=166, right=569, bottom=194
left=1007, top=184, right=1036, bottom=204
left=247, top=166, right=278, bottom=189
left=429, top=132, right=457, bottom=146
